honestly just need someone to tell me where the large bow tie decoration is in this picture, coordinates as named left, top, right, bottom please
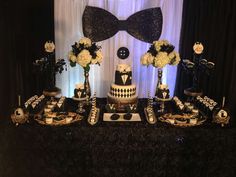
left=82, top=6, right=163, bottom=43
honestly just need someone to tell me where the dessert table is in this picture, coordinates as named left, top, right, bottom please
left=0, top=99, right=236, bottom=177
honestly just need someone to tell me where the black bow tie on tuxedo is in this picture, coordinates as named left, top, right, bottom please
left=82, top=6, right=163, bottom=43
left=120, top=72, right=128, bottom=75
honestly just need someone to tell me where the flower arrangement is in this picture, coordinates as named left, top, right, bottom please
left=68, top=37, right=103, bottom=71
left=141, top=40, right=180, bottom=68
left=34, top=41, right=66, bottom=74
left=33, top=41, right=66, bottom=92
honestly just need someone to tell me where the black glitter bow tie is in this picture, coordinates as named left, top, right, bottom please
left=82, top=6, right=163, bottom=43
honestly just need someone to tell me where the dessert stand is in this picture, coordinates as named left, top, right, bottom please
left=33, top=96, right=83, bottom=126
left=158, top=96, right=208, bottom=127
left=72, top=96, right=88, bottom=114
left=43, top=87, right=61, bottom=101
left=156, top=97, right=172, bottom=113
left=182, top=43, right=214, bottom=101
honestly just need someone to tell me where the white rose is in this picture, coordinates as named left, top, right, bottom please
left=91, top=59, right=98, bottom=64
left=153, top=41, right=161, bottom=51
left=154, top=40, right=169, bottom=51
left=116, top=64, right=131, bottom=72
left=162, top=40, right=169, bottom=45
left=75, top=83, right=84, bottom=90
left=147, top=53, right=154, bottom=64
left=154, top=52, right=170, bottom=68
left=168, top=51, right=176, bottom=60
left=193, top=42, right=204, bottom=54
left=68, top=51, right=76, bottom=62
left=95, top=50, right=103, bottom=64
left=77, top=49, right=92, bottom=68
left=79, top=37, right=92, bottom=47
left=90, top=50, right=103, bottom=64
left=141, top=53, right=149, bottom=65
left=171, top=52, right=180, bottom=65
left=70, top=55, right=77, bottom=63
left=44, top=41, right=55, bottom=53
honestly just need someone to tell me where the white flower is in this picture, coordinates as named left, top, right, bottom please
left=141, top=52, right=154, bottom=66
left=168, top=51, right=176, bottom=60
left=75, top=83, right=84, bottom=90
left=95, top=50, right=103, bottom=64
left=44, top=41, right=55, bottom=53
left=193, top=42, right=204, bottom=54
left=147, top=53, right=154, bottom=64
left=90, top=50, right=103, bottom=64
left=170, top=52, right=180, bottom=65
left=91, top=59, right=97, bottom=64
left=153, top=40, right=169, bottom=51
left=79, top=37, right=92, bottom=47
left=71, top=55, right=77, bottom=63
left=159, top=84, right=168, bottom=89
left=153, top=41, right=161, bottom=51
left=154, top=52, right=170, bottom=68
left=116, top=64, right=131, bottom=72
left=76, top=49, right=92, bottom=68
left=68, top=51, right=76, bottom=62
left=141, top=53, right=149, bottom=65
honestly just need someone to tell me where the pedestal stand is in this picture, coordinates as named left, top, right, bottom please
left=72, top=96, right=88, bottom=114
left=156, top=97, right=172, bottom=114
left=43, top=87, right=61, bottom=101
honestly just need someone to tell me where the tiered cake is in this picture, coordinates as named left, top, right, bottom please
left=107, top=64, right=138, bottom=111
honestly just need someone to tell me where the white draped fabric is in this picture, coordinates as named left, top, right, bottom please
left=55, top=0, right=183, bottom=97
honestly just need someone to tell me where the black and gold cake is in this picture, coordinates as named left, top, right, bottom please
left=156, top=84, right=170, bottom=100
left=74, top=83, right=87, bottom=98
left=107, top=64, right=138, bottom=111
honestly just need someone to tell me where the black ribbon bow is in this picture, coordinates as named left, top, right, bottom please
left=82, top=6, right=163, bottom=43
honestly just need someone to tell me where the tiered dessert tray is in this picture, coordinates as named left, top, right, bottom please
left=72, top=96, right=89, bottom=114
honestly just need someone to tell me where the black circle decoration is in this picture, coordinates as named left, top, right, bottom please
left=117, top=47, right=129, bottom=59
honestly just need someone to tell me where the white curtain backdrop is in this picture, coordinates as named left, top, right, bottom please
left=55, top=0, right=183, bottom=98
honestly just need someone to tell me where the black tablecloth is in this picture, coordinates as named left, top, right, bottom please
left=0, top=99, right=236, bottom=177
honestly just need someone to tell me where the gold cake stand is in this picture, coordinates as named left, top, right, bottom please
left=72, top=96, right=88, bottom=114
